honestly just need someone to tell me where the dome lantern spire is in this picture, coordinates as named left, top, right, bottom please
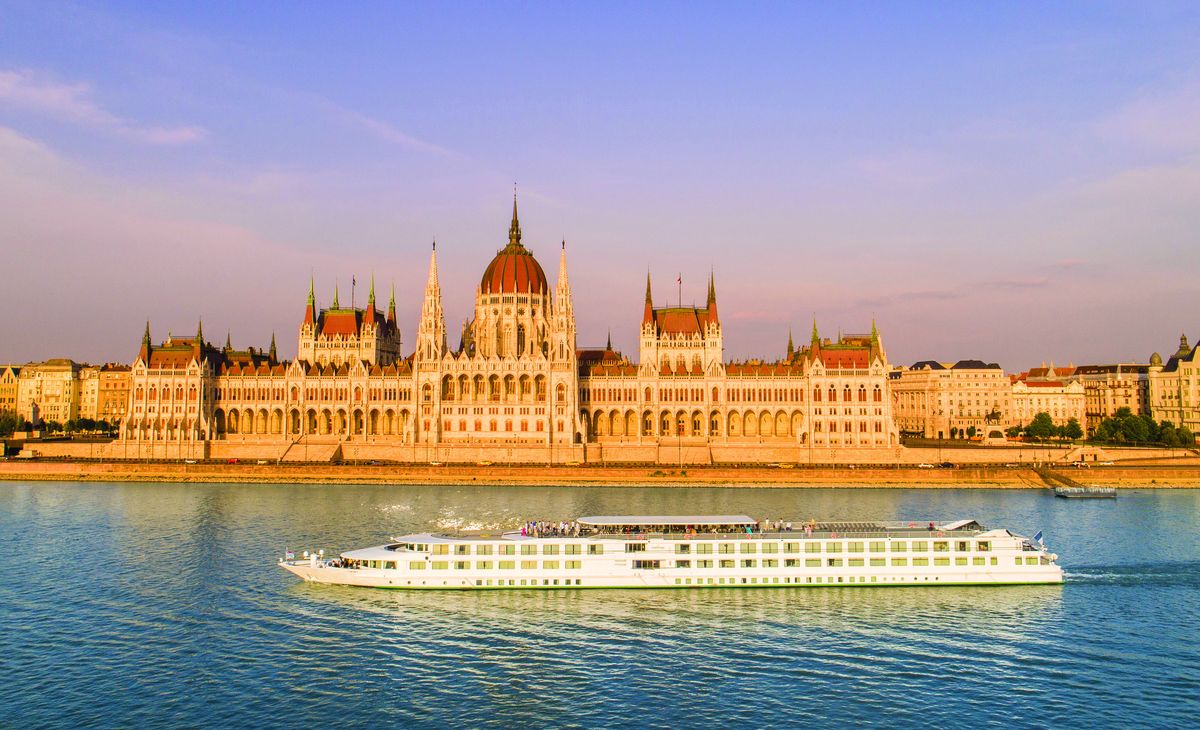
left=508, top=187, right=522, bottom=248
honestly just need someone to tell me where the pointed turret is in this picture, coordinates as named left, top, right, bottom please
left=225, top=332, right=232, bottom=351
left=643, top=273, right=654, bottom=325
left=331, top=283, right=340, bottom=310
left=364, top=274, right=377, bottom=326
left=606, top=331, right=613, bottom=351
left=304, top=276, right=317, bottom=326
left=195, top=318, right=204, bottom=345
left=416, top=241, right=446, bottom=362
left=138, top=320, right=152, bottom=362
left=269, top=332, right=277, bottom=361
left=387, top=282, right=396, bottom=324
left=706, top=271, right=719, bottom=324
left=811, top=317, right=820, bottom=344
left=1178, top=332, right=1191, bottom=357
left=787, top=329, right=795, bottom=359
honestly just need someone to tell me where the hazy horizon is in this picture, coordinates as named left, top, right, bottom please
left=2, top=2, right=1198, bottom=372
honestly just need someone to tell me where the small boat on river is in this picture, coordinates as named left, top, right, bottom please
left=279, top=515, right=1063, bottom=590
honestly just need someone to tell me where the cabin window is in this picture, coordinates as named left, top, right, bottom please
left=384, top=562, right=396, bottom=570
left=847, top=541, right=864, bottom=553
left=805, top=542, right=820, bottom=553
left=521, top=545, right=536, bottom=555
left=431, top=561, right=448, bottom=570
left=632, top=560, right=661, bottom=569
left=719, top=560, right=734, bottom=569
left=973, top=557, right=986, bottom=566
left=587, top=544, right=604, bottom=555
left=827, top=559, right=843, bottom=567
left=676, top=560, right=691, bottom=568
left=785, top=559, right=800, bottom=568
left=934, top=557, right=950, bottom=566
left=763, top=559, right=778, bottom=568
left=455, top=545, right=470, bottom=555
left=499, top=561, right=515, bottom=570
left=933, top=541, right=949, bottom=552
left=475, top=545, right=493, bottom=555
left=977, top=541, right=991, bottom=552
left=956, top=557, right=968, bottom=566
left=740, top=543, right=757, bottom=554
left=911, top=541, right=928, bottom=552
left=625, top=543, right=647, bottom=553
left=409, top=562, right=426, bottom=570
left=521, top=560, right=537, bottom=570
left=990, top=557, right=998, bottom=566
left=675, top=544, right=691, bottom=554
left=870, top=558, right=886, bottom=567
left=869, top=541, right=886, bottom=553
left=566, top=560, right=582, bottom=569
left=719, top=543, right=735, bottom=554
left=433, top=544, right=449, bottom=555
left=476, top=561, right=493, bottom=570
left=956, top=541, right=970, bottom=552
left=891, top=541, right=907, bottom=552
left=454, top=561, right=469, bottom=570
left=697, top=544, right=713, bottom=554
left=542, top=545, right=560, bottom=556
left=500, top=545, right=515, bottom=555
left=891, top=558, right=908, bottom=567
left=912, top=557, right=929, bottom=566
left=543, top=561, right=560, bottom=570
left=848, top=559, right=864, bottom=567
left=762, top=543, right=778, bottom=554
left=785, top=542, right=800, bottom=553
left=741, top=559, right=757, bottom=568
left=825, top=542, right=842, bottom=553
left=565, top=544, right=581, bottom=555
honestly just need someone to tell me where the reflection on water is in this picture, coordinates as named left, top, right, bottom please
left=1, top=482, right=1198, bottom=728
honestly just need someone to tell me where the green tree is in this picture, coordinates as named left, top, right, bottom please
left=949, top=427, right=958, bottom=439
left=1005, top=425, right=1022, bottom=438
left=1026, top=412, right=1056, bottom=442
left=967, top=425, right=977, bottom=438
left=1179, top=426, right=1196, bottom=446
left=1064, top=418, right=1083, bottom=441
left=0, top=410, right=19, bottom=437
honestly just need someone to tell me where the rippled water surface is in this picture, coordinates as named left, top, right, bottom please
left=2, top=482, right=1198, bottom=728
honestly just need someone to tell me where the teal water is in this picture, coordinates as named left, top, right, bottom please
left=1, top=482, right=1198, bottom=728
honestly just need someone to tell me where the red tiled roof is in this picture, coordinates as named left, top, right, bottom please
left=820, top=349, right=869, bottom=369
left=319, top=310, right=363, bottom=337
left=652, top=307, right=712, bottom=335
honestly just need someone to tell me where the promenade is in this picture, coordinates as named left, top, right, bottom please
left=2, top=460, right=1198, bottom=487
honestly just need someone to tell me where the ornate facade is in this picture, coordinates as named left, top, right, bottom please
left=1148, top=334, right=1200, bottom=439
left=119, top=198, right=899, bottom=462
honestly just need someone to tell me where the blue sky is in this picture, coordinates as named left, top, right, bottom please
left=1, top=1, right=1198, bottom=369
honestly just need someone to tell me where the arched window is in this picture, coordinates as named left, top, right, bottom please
left=516, top=325, right=526, bottom=356
left=873, top=386, right=882, bottom=402
left=843, top=386, right=852, bottom=402
left=858, top=386, right=867, bottom=402
left=813, top=387, right=822, bottom=402
left=712, top=386, right=719, bottom=402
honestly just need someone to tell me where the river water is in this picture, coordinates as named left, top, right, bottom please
left=1, top=481, right=1197, bottom=728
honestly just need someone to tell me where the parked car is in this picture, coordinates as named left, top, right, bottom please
left=226, top=458, right=239, bottom=464
left=917, top=463, right=935, bottom=469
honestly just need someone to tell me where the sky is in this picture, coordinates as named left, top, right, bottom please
left=1, top=1, right=1198, bottom=371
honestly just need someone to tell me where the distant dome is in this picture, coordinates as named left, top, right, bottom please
left=480, top=197, right=548, bottom=295
left=1150, top=352, right=1163, bottom=367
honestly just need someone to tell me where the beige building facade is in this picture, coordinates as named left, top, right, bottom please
left=1009, top=378, right=1086, bottom=432
left=17, top=359, right=83, bottom=425
left=0, top=365, right=20, bottom=415
left=890, top=360, right=1010, bottom=439
left=1148, top=334, right=1199, bottom=439
left=118, top=199, right=899, bottom=462
left=1070, top=363, right=1149, bottom=434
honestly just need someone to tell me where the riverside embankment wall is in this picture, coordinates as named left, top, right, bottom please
left=2, top=460, right=1198, bottom=487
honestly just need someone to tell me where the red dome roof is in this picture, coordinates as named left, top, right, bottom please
left=481, top=245, right=547, bottom=294
left=480, top=196, right=548, bottom=294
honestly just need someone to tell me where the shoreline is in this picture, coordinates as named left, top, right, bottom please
left=2, top=461, right=1198, bottom=487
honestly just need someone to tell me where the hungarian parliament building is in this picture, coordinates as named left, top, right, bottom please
left=119, top=199, right=899, bottom=463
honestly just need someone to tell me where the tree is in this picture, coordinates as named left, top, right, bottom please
left=949, top=427, right=958, bottom=439
left=1064, top=418, right=1083, bottom=441
left=0, top=410, right=20, bottom=438
left=1180, top=426, right=1196, bottom=446
left=1026, top=412, right=1056, bottom=442
left=967, top=426, right=977, bottom=438
left=1006, top=425, right=1022, bottom=438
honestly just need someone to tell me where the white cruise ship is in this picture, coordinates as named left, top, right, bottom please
left=279, top=516, right=1063, bottom=589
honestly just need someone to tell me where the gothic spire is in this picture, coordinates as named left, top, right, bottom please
left=643, top=272, right=654, bottom=325
left=811, top=316, right=819, bottom=344
left=706, top=270, right=718, bottom=323
left=508, top=189, right=522, bottom=248
left=387, top=282, right=396, bottom=323
left=142, top=320, right=151, bottom=346
left=196, top=318, right=204, bottom=345
left=368, top=273, right=376, bottom=305
left=304, top=276, right=317, bottom=326
left=331, top=282, right=340, bottom=309
left=606, top=330, right=612, bottom=351
left=787, top=329, right=794, bottom=358
left=269, top=332, right=277, bottom=361
left=225, top=331, right=231, bottom=350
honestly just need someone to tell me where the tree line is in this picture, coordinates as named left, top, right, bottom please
left=1006, top=407, right=1194, bottom=447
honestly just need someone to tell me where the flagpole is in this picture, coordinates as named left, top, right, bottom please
left=352, top=275, right=356, bottom=310
left=678, top=273, right=682, bottom=308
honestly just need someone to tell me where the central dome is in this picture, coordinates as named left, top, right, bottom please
left=480, top=197, right=548, bottom=295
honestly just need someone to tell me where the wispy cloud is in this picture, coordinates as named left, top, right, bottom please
left=0, top=68, right=206, bottom=145
left=312, top=96, right=453, bottom=157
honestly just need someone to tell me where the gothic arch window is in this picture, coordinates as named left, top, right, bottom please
left=645, top=386, right=653, bottom=401
left=843, top=386, right=852, bottom=402
left=858, top=385, right=867, bottom=402
left=813, top=387, right=821, bottom=402
left=517, top=325, right=526, bottom=356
